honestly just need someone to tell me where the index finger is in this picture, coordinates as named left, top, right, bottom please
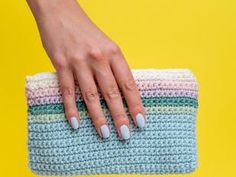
left=57, top=68, right=80, bottom=130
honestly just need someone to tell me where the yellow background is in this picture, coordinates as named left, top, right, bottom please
left=0, top=0, right=235, bottom=177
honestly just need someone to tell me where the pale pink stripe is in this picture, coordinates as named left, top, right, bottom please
left=27, top=89, right=198, bottom=106
left=26, top=80, right=198, bottom=99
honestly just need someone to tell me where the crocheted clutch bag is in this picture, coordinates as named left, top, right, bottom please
left=26, top=69, right=198, bottom=176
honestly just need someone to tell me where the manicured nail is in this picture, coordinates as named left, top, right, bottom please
left=120, top=124, right=130, bottom=140
left=100, top=124, right=110, bottom=138
left=70, top=117, right=79, bottom=129
left=136, top=113, right=146, bottom=128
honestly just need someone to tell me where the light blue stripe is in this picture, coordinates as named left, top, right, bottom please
left=30, top=161, right=197, bottom=176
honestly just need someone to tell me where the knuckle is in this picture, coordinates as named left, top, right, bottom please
left=105, top=87, right=121, bottom=101
left=106, top=42, right=121, bottom=55
left=66, top=107, right=77, bottom=117
left=113, top=113, right=129, bottom=126
left=113, top=113, right=127, bottom=121
left=130, top=103, right=145, bottom=115
left=89, top=48, right=106, bottom=61
left=61, top=86, right=74, bottom=96
left=61, top=87, right=74, bottom=98
left=70, top=52, right=85, bottom=63
left=52, top=55, right=69, bottom=70
left=51, top=52, right=64, bottom=61
left=56, top=61, right=69, bottom=70
left=123, top=79, right=137, bottom=91
left=83, top=89, right=99, bottom=103
left=92, top=117, right=107, bottom=126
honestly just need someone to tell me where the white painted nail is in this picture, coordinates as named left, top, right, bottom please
left=70, top=117, right=79, bottom=129
left=100, top=124, right=110, bottom=138
left=136, top=113, right=146, bottom=128
left=120, top=125, right=130, bottom=140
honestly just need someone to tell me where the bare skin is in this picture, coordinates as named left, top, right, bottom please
left=27, top=0, right=146, bottom=140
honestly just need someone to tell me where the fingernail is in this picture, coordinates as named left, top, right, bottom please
left=70, top=117, right=79, bottom=129
left=120, top=124, right=130, bottom=140
left=100, top=124, right=110, bottom=138
left=136, top=113, right=146, bottom=128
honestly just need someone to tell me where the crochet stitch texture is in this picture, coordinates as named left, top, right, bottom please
left=26, top=69, right=199, bottom=176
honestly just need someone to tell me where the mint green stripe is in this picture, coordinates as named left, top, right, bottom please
left=28, top=97, right=198, bottom=115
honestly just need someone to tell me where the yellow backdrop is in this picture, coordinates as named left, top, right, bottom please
left=0, top=0, right=235, bottom=177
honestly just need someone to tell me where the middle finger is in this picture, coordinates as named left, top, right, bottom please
left=92, top=60, right=131, bottom=140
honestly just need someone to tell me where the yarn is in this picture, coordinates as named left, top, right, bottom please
left=26, top=69, right=199, bottom=176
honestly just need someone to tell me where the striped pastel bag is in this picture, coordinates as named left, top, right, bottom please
left=26, top=69, right=199, bottom=176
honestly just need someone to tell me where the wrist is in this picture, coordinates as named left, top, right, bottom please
left=26, top=0, right=78, bottom=18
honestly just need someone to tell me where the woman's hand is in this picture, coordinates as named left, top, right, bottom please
left=27, top=0, right=146, bottom=140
